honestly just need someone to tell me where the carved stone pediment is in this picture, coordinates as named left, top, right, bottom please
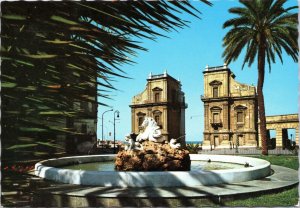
left=234, top=105, right=247, bottom=110
left=137, top=112, right=146, bottom=116
left=152, top=110, right=162, bottom=115
left=210, top=106, right=222, bottom=112
left=152, top=87, right=163, bottom=91
left=209, top=80, right=222, bottom=86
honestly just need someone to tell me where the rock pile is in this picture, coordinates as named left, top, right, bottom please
left=115, top=141, right=190, bottom=171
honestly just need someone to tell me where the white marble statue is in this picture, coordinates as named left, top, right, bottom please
left=136, top=117, right=165, bottom=143
left=124, top=134, right=143, bottom=151
left=169, top=138, right=181, bottom=149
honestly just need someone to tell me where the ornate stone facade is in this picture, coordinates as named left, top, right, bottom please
left=201, top=64, right=258, bottom=149
left=130, top=71, right=187, bottom=144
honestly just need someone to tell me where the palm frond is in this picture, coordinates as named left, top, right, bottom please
left=2, top=1, right=211, bottom=160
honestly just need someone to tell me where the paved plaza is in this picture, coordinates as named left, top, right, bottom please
left=29, top=165, right=298, bottom=207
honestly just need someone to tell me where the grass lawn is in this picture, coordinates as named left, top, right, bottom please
left=224, top=155, right=299, bottom=207
left=254, top=155, right=299, bottom=170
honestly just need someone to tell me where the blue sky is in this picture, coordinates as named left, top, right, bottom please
left=97, top=0, right=298, bottom=142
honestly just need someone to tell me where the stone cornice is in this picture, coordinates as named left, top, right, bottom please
left=203, top=68, right=230, bottom=74
left=130, top=102, right=187, bottom=109
left=203, top=130, right=257, bottom=134
left=201, top=95, right=256, bottom=102
left=147, top=74, right=180, bottom=84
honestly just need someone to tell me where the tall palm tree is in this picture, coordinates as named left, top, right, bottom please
left=223, top=0, right=298, bottom=155
left=222, top=0, right=298, bottom=155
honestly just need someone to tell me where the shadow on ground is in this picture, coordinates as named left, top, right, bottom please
left=30, top=170, right=262, bottom=207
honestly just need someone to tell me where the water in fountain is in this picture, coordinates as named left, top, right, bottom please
left=62, top=160, right=246, bottom=171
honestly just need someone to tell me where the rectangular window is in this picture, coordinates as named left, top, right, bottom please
left=213, top=113, right=219, bottom=123
left=237, top=135, right=243, bottom=146
left=237, top=112, right=244, bottom=123
left=154, top=92, right=160, bottom=102
left=214, top=136, right=219, bottom=146
left=172, top=90, right=177, bottom=102
left=92, top=103, right=97, bottom=113
left=81, top=124, right=87, bottom=134
left=80, top=101, right=89, bottom=111
left=213, top=87, right=218, bottom=98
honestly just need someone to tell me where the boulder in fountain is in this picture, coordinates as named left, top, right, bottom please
left=115, top=117, right=190, bottom=171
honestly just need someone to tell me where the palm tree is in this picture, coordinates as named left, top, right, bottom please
left=222, top=0, right=298, bottom=155
left=2, top=1, right=211, bottom=160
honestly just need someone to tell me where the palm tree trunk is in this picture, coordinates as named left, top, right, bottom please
left=257, top=41, right=268, bottom=155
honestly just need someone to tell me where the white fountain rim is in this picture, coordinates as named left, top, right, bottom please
left=35, top=154, right=271, bottom=187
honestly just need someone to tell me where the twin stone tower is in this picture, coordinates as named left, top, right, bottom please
left=130, top=64, right=259, bottom=149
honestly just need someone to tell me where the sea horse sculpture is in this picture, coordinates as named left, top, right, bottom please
left=136, top=117, right=165, bottom=143
left=124, top=134, right=143, bottom=151
left=170, top=138, right=181, bottom=149
left=117, top=117, right=190, bottom=171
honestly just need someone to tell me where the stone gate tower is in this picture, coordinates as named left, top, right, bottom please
left=201, top=64, right=258, bottom=149
left=130, top=71, right=187, bottom=144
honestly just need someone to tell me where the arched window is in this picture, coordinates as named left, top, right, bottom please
left=153, top=110, right=162, bottom=129
left=138, top=117, right=144, bottom=126
left=137, top=112, right=146, bottom=126
left=154, top=115, right=160, bottom=124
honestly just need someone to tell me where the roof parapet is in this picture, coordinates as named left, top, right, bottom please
left=205, top=63, right=228, bottom=71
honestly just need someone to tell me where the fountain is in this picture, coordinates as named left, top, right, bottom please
left=33, top=117, right=299, bottom=207
left=35, top=117, right=271, bottom=187
left=35, top=154, right=271, bottom=187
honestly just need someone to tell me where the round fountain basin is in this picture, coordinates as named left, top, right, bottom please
left=35, top=154, right=271, bottom=187
left=62, top=160, right=246, bottom=171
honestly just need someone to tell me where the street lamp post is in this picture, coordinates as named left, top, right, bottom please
left=235, top=123, right=239, bottom=153
left=113, top=110, right=120, bottom=154
left=102, top=109, right=113, bottom=142
left=235, top=136, right=239, bottom=153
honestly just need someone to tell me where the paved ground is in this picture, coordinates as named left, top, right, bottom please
left=2, top=153, right=298, bottom=207
left=30, top=165, right=298, bottom=207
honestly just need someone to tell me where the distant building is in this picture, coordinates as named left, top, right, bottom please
left=263, top=114, right=299, bottom=149
left=201, top=64, right=258, bottom=149
left=130, top=71, right=187, bottom=144
left=56, top=79, right=97, bottom=154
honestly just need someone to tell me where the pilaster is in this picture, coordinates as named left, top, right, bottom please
left=295, top=128, right=299, bottom=146
left=204, top=103, right=209, bottom=131
left=131, top=108, right=135, bottom=133
left=275, top=127, right=282, bottom=147
left=223, top=103, right=229, bottom=130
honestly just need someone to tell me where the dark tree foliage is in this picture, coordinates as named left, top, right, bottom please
left=1, top=1, right=210, bottom=161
